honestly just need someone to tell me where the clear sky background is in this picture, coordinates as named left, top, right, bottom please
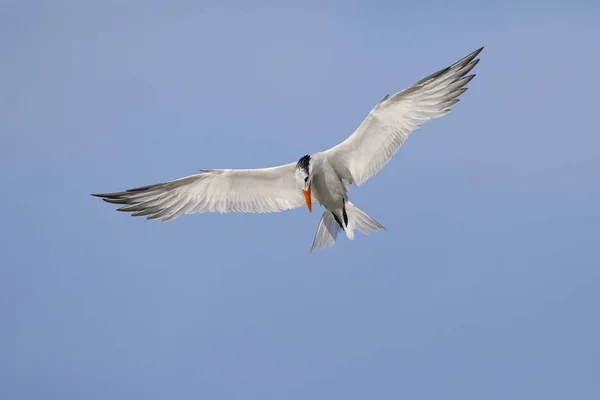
left=2, top=1, right=599, bottom=399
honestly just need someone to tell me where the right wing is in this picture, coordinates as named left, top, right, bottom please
left=325, top=47, right=483, bottom=187
left=92, top=163, right=306, bottom=222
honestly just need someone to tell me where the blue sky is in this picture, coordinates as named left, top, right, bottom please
left=2, top=1, right=599, bottom=399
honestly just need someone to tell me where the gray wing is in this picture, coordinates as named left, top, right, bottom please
left=92, top=163, right=306, bottom=222
left=325, top=47, right=483, bottom=186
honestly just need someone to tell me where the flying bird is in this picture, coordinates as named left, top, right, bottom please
left=93, top=47, right=483, bottom=252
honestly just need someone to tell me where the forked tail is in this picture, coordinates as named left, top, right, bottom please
left=310, top=211, right=340, bottom=253
left=345, top=201, right=386, bottom=239
left=310, top=201, right=386, bottom=253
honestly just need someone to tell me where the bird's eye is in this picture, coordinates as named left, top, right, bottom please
left=304, top=177, right=308, bottom=183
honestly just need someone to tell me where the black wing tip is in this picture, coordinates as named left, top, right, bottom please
left=92, top=191, right=128, bottom=199
left=101, top=198, right=131, bottom=205
left=472, top=46, right=484, bottom=57
left=460, top=47, right=484, bottom=66
left=378, top=94, right=391, bottom=104
left=92, top=193, right=122, bottom=202
left=471, top=48, right=484, bottom=63
left=92, top=183, right=160, bottom=199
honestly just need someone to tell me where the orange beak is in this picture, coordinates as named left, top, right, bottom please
left=303, top=184, right=312, bottom=213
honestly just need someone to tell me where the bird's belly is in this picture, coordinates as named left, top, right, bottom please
left=312, top=173, right=344, bottom=211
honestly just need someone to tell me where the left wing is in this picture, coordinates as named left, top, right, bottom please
left=92, top=163, right=306, bottom=222
left=325, top=47, right=483, bottom=187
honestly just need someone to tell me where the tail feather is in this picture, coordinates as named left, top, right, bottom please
left=345, top=201, right=386, bottom=238
left=310, top=211, right=341, bottom=253
left=310, top=202, right=386, bottom=253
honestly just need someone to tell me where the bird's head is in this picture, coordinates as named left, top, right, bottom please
left=295, top=154, right=313, bottom=212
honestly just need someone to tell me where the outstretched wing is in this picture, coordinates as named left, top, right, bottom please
left=92, top=163, right=306, bottom=222
left=325, top=47, right=483, bottom=187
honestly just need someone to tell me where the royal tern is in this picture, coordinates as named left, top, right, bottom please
left=93, top=47, right=483, bottom=252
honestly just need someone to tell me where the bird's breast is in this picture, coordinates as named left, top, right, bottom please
left=311, top=166, right=346, bottom=211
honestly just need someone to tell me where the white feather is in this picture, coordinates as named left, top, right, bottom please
left=93, top=163, right=307, bottom=221
left=325, top=47, right=483, bottom=187
left=310, top=211, right=340, bottom=253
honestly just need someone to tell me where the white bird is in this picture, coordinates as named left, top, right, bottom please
left=93, top=47, right=483, bottom=252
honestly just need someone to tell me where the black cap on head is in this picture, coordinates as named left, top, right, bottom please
left=297, top=154, right=310, bottom=174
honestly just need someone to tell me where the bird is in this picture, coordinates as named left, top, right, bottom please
left=93, top=47, right=483, bottom=253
